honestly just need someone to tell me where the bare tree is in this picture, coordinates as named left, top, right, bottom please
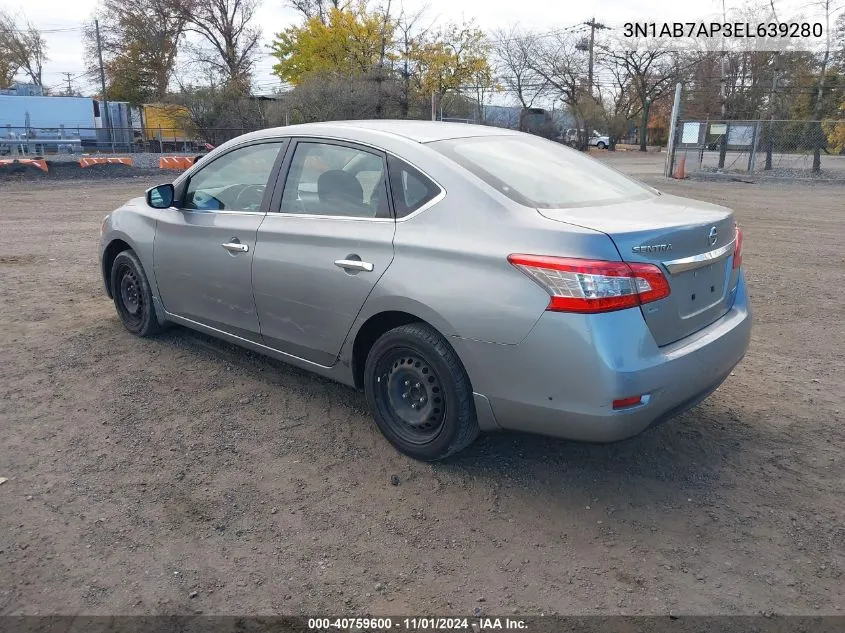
left=835, top=12, right=845, bottom=66
left=491, top=26, right=548, bottom=108
left=0, top=10, right=48, bottom=87
left=173, top=77, right=270, bottom=143
left=808, top=0, right=837, bottom=171
left=596, top=50, right=641, bottom=146
left=286, top=0, right=350, bottom=24
left=284, top=73, right=382, bottom=121
left=529, top=31, right=591, bottom=145
left=185, top=0, right=262, bottom=90
left=599, top=39, right=678, bottom=151
left=373, top=0, right=393, bottom=117
left=395, top=5, right=431, bottom=117
left=531, top=31, right=588, bottom=108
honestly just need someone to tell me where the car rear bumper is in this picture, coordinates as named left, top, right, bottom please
left=454, top=272, right=751, bottom=442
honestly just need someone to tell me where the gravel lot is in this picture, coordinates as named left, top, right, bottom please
left=1, top=154, right=843, bottom=616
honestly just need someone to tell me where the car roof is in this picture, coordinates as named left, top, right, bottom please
left=247, top=120, right=520, bottom=144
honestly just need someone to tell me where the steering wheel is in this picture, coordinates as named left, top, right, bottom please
left=233, top=184, right=266, bottom=211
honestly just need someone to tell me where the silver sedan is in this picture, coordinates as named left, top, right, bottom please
left=99, top=120, right=751, bottom=460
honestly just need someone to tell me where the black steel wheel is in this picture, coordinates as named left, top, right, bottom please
left=364, top=323, right=479, bottom=461
left=110, top=249, right=163, bottom=337
left=375, top=349, right=447, bottom=445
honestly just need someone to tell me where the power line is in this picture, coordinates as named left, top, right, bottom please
left=485, top=24, right=589, bottom=45
left=1, top=25, right=85, bottom=33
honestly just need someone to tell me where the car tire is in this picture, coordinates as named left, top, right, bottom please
left=110, top=249, right=163, bottom=337
left=597, top=141, right=607, bottom=149
left=364, top=323, right=479, bottom=461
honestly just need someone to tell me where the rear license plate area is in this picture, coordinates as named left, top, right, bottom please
left=674, top=264, right=727, bottom=317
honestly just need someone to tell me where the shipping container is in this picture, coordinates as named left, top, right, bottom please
left=0, top=95, right=99, bottom=140
left=141, top=104, right=193, bottom=144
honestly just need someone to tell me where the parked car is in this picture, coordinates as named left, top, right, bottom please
left=559, top=128, right=610, bottom=149
left=100, top=121, right=751, bottom=460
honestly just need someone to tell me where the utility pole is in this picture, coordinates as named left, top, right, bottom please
left=720, top=0, right=727, bottom=120
left=583, top=18, right=609, bottom=95
left=765, top=64, right=779, bottom=170
left=94, top=18, right=114, bottom=151
left=718, top=0, right=728, bottom=168
left=62, top=72, right=74, bottom=96
left=664, top=82, right=683, bottom=177
left=765, top=0, right=781, bottom=171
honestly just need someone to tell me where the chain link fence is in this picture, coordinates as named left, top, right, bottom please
left=0, top=125, right=253, bottom=157
left=668, top=119, right=845, bottom=180
left=13, top=119, right=845, bottom=181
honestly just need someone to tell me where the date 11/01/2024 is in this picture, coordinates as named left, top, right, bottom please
left=307, top=617, right=528, bottom=630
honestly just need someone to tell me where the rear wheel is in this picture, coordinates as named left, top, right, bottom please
left=364, top=323, right=479, bottom=461
left=110, top=249, right=163, bottom=337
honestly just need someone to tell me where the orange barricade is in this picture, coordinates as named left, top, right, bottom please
left=159, top=156, right=196, bottom=170
left=0, top=158, right=48, bottom=173
left=79, top=157, right=133, bottom=167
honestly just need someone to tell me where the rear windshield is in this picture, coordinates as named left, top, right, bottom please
left=430, top=135, right=655, bottom=208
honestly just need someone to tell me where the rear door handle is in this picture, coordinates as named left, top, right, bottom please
left=334, top=259, right=374, bottom=272
left=221, top=242, right=249, bottom=253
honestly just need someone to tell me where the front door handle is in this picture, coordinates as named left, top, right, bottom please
left=221, top=241, right=249, bottom=253
left=334, top=259, right=374, bottom=272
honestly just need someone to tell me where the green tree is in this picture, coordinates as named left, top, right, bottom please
left=270, top=3, right=393, bottom=85
left=411, top=21, right=492, bottom=101
left=270, top=5, right=493, bottom=120
left=0, top=49, right=17, bottom=89
left=85, top=0, right=188, bottom=105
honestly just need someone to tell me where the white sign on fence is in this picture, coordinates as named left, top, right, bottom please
left=710, top=123, right=727, bottom=135
left=728, top=125, right=755, bottom=146
left=681, top=122, right=700, bottom=144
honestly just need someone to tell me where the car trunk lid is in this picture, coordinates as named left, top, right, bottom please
left=538, top=194, right=740, bottom=346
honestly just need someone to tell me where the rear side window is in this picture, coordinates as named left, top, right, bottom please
left=279, top=142, right=390, bottom=218
left=429, top=135, right=654, bottom=208
left=387, top=156, right=441, bottom=218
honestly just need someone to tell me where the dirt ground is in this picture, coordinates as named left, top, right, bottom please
left=1, top=155, right=843, bottom=616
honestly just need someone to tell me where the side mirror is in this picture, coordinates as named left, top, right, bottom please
left=146, top=183, right=175, bottom=209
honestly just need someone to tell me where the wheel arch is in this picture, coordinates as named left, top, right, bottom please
left=102, top=233, right=167, bottom=326
left=349, top=298, right=465, bottom=391
left=102, top=237, right=134, bottom=298
left=351, top=311, right=428, bottom=390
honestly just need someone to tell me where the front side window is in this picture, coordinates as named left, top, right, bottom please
left=387, top=156, right=441, bottom=218
left=183, top=142, right=284, bottom=212
left=430, top=135, right=655, bottom=208
left=279, top=142, right=390, bottom=218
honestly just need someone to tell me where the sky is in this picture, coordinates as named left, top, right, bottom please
left=0, top=0, right=836, bottom=98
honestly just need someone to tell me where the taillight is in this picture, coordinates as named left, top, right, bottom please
left=732, top=225, right=743, bottom=270
left=508, top=254, right=671, bottom=314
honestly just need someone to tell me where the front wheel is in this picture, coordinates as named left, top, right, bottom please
left=364, top=323, right=479, bottom=461
left=110, top=249, right=163, bottom=337
left=596, top=141, right=607, bottom=149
